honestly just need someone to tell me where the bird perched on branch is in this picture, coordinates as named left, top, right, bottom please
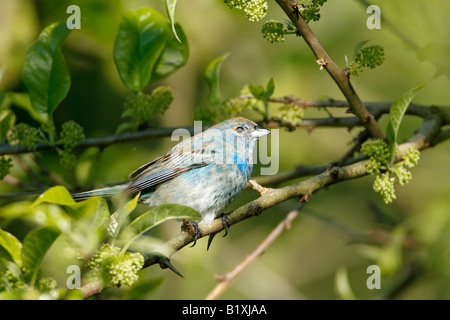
left=72, top=117, right=270, bottom=245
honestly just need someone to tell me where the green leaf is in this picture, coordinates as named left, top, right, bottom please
left=265, top=78, right=275, bottom=98
left=0, top=109, right=15, bottom=141
left=248, top=84, right=266, bottom=100
left=21, top=227, right=60, bottom=285
left=113, top=7, right=171, bottom=93
left=165, top=0, right=180, bottom=42
left=0, top=201, right=34, bottom=220
left=119, top=203, right=201, bottom=252
left=107, top=193, right=141, bottom=239
left=386, top=83, right=426, bottom=145
left=0, top=87, right=6, bottom=110
left=6, top=92, right=48, bottom=124
left=352, top=39, right=370, bottom=59
left=151, top=24, right=189, bottom=83
left=65, top=197, right=110, bottom=253
left=334, top=268, right=356, bottom=300
left=204, top=53, right=229, bottom=106
left=0, top=228, right=23, bottom=267
left=22, top=22, right=72, bottom=115
left=33, top=186, right=76, bottom=207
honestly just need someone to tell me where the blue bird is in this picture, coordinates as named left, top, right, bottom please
left=73, top=117, right=270, bottom=244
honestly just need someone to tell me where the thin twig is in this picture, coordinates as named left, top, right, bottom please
left=204, top=199, right=306, bottom=300
left=275, top=0, right=386, bottom=139
left=1, top=100, right=449, bottom=157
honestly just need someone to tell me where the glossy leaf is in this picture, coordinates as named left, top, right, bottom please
left=265, top=78, right=275, bottom=98
left=151, top=24, right=189, bottom=83
left=119, top=203, right=201, bottom=252
left=165, top=0, right=180, bottom=42
left=352, top=39, right=370, bottom=58
left=22, top=22, right=72, bottom=115
left=334, top=268, right=356, bottom=300
left=21, top=227, right=60, bottom=285
left=114, top=7, right=171, bottom=92
left=248, top=84, right=266, bottom=100
left=0, top=228, right=23, bottom=267
left=6, top=92, right=48, bottom=124
left=204, top=53, right=229, bottom=106
left=386, top=83, right=426, bottom=145
left=33, top=186, right=76, bottom=207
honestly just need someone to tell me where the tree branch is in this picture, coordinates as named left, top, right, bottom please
left=274, top=0, right=386, bottom=139
left=1, top=99, right=448, bottom=157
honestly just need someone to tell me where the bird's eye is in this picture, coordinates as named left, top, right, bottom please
left=235, top=126, right=244, bottom=134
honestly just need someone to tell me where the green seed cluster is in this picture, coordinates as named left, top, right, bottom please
left=350, top=45, right=385, bottom=76
left=11, top=123, right=40, bottom=151
left=223, top=0, right=268, bottom=22
left=262, top=20, right=285, bottom=43
left=59, top=120, right=85, bottom=150
left=362, top=140, right=420, bottom=204
left=123, top=86, right=173, bottom=125
left=55, top=120, right=85, bottom=169
left=300, top=0, right=328, bottom=23
left=86, top=244, right=144, bottom=287
left=193, top=107, right=218, bottom=124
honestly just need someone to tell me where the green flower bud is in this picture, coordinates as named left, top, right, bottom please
left=402, top=147, right=420, bottom=168
left=223, top=0, right=268, bottom=22
left=37, top=277, right=57, bottom=292
left=373, top=172, right=396, bottom=204
left=243, top=0, right=268, bottom=22
left=278, top=103, right=304, bottom=125
left=392, top=166, right=412, bottom=186
left=86, top=244, right=143, bottom=287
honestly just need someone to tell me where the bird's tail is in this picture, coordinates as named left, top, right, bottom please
left=72, top=185, right=128, bottom=200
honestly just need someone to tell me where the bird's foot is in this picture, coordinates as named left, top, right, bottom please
left=207, top=213, right=231, bottom=250
left=181, top=219, right=202, bottom=247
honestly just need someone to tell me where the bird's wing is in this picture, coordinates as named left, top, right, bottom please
left=123, top=138, right=218, bottom=194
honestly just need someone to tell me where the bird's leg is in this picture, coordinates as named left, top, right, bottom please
left=207, top=213, right=231, bottom=250
left=181, top=219, right=202, bottom=247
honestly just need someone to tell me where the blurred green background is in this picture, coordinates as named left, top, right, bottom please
left=1, top=0, right=449, bottom=299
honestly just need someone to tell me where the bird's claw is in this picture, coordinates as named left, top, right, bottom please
left=181, top=219, right=202, bottom=247
left=207, top=213, right=231, bottom=250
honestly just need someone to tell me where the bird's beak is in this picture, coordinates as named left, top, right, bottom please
left=251, top=126, right=271, bottom=139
